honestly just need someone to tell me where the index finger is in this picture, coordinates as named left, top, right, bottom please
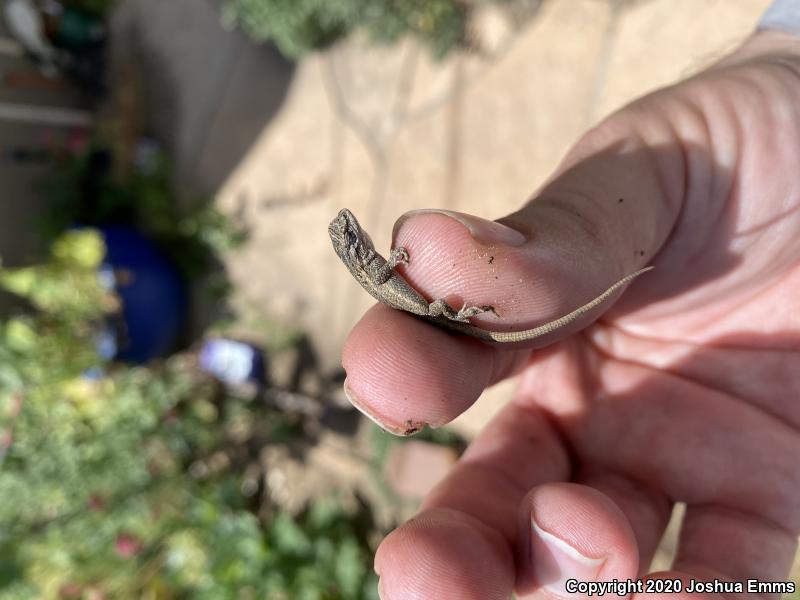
left=342, top=301, right=530, bottom=435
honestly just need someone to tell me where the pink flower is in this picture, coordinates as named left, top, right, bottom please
left=114, top=533, right=142, bottom=558
left=59, top=583, right=82, bottom=598
left=87, top=495, right=105, bottom=511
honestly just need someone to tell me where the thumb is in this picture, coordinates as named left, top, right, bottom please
left=339, top=129, right=679, bottom=435
left=393, top=135, right=673, bottom=346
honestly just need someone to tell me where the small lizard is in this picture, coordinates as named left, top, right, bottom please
left=329, top=208, right=653, bottom=343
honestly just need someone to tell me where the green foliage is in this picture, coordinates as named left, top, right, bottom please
left=785, top=582, right=800, bottom=600
left=173, top=500, right=379, bottom=600
left=0, top=229, right=110, bottom=319
left=41, top=146, right=247, bottom=291
left=222, top=0, right=467, bottom=59
left=0, top=232, right=378, bottom=599
left=0, top=230, right=111, bottom=390
left=67, top=0, right=118, bottom=19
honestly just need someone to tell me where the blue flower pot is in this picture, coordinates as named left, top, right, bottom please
left=100, top=225, right=187, bottom=363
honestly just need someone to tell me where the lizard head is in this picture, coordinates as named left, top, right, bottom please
left=328, top=208, right=375, bottom=265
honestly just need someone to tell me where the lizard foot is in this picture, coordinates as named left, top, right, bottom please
left=457, top=304, right=498, bottom=321
left=429, top=299, right=497, bottom=322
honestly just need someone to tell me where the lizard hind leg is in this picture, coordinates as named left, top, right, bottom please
left=428, top=299, right=497, bottom=322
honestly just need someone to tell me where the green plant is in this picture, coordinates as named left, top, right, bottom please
left=41, top=145, right=247, bottom=291
left=786, top=582, right=800, bottom=600
left=0, top=231, right=379, bottom=599
left=222, top=0, right=467, bottom=59
left=66, top=0, right=118, bottom=19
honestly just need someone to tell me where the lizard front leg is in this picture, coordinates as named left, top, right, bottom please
left=374, top=247, right=410, bottom=284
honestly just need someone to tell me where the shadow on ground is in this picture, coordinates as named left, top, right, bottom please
left=109, top=0, right=296, bottom=198
left=107, top=0, right=297, bottom=340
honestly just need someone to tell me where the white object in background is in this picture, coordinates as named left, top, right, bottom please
left=759, top=0, right=800, bottom=35
left=3, top=0, right=57, bottom=62
left=199, top=339, right=263, bottom=386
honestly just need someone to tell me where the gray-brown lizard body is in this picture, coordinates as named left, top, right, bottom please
left=329, top=208, right=652, bottom=343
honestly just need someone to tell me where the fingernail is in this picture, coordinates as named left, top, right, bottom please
left=531, top=517, right=605, bottom=597
left=343, top=378, right=423, bottom=437
left=395, top=209, right=527, bottom=247
left=343, top=377, right=389, bottom=430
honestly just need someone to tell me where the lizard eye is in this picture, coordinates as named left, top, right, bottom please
left=346, top=230, right=358, bottom=246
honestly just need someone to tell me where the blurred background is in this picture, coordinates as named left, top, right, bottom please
left=0, top=0, right=794, bottom=598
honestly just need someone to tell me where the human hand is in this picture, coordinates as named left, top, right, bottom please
left=342, top=30, right=800, bottom=599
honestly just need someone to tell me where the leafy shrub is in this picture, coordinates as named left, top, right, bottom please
left=65, top=0, right=118, bottom=18
left=40, top=145, right=247, bottom=286
left=222, top=0, right=467, bottom=59
left=0, top=231, right=378, bottom=599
